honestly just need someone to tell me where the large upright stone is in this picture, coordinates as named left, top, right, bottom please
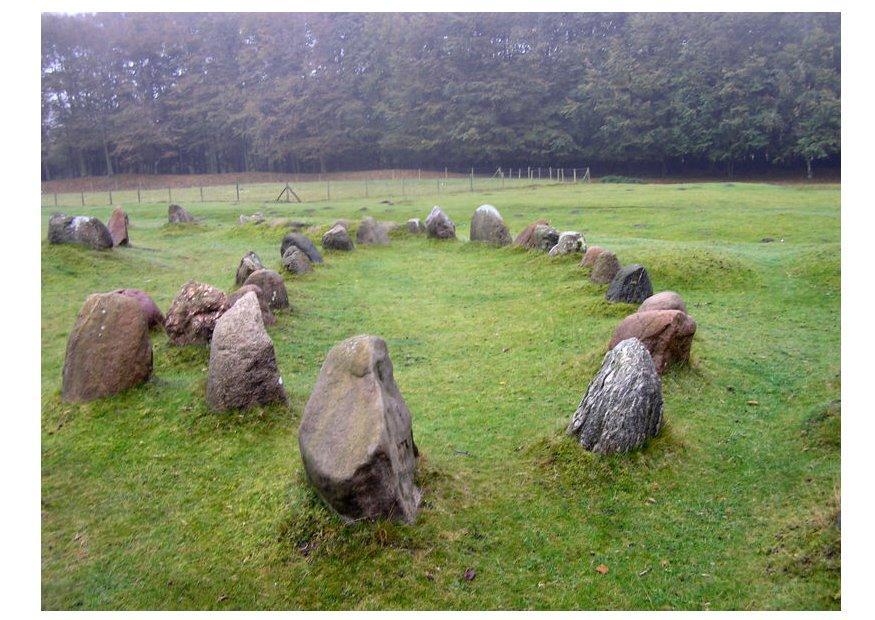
left=243, top=269, right=289, bottom=310
left=609, top=310, right=696, bottom=374
left=590, top=251, right=621, bottom=284
left=425, top=206, right=456, bottom=240
left=112, top=288, right=164, bottom=329
left=206, top=292, right=287, bottom=412
left=61, top=293, right=152, bottom=403
left=168, top=204, right=195, bottom=224
left=164, top=281, right=229, bottom=345
left=227, top=284, right=276, bottom=326
left=567, top=338, right=663, bottom=454
left=548, top=231, right=585, bottom=256
left=48, top=213, right=113, bottom=250
left=299, top=335, right=421, bottom=523
left=235, top=251, right=265, bottom=286
left=470, top=204, right=511, bottom=246
left=514, top=219, right=550, bottom=249
left=606, top=264, right=654, bottom=304
left=280, top=232, right=323, bottom=264
left=356, top=217, right=390, bottom=245
left=322, top=224, right=355, bottom=251
left=107, top=207, right=129, bottom=246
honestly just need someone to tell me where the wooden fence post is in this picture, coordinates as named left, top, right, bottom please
left=54, top=193, right=58, bottom=208
left=364, top=177, right=369, bottom=198
left=81, top=191, right=85, bottom=206
left=470, top=168, right=474, bottom=192
left=236, top=181, right=240, bottom=202
left=402, top=177, right=406, bottom=196
left=168, top=187, right=172, bottom=202
left=199, top=186, right=203, bottom=202
left=326, top=180, right=330, bottom=200
left=109, top=190, right=113, bottom=205
left=137, top=185, right=141, bottom=203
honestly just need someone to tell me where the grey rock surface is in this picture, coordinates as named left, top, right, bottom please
left=356, top=216, right=390, bottom=245
left=606, top=264, right=654, bottom=304
left=168, top=204, right=195, bottom=223
left=235, top=251, right=265, bottom=286
left=280, top=232, right=323, bottom=264
left=548, top=231, right=585, bottom=256
left=425, top=206, right=456, bottom=240
left=282, top=246, right=313, bottom=275
left=243, top=269, right=289, bottom=310
left=322, top=224, right=355, bottom=251
left=48, top=213, right=113, bottom=250
left=469, top=204, right=511, bottom=246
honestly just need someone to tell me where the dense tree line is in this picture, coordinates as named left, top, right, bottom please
left=41, top=12, right=840, bottom=180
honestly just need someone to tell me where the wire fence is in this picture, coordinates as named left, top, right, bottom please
left=41, top=167, right=591, bottom=209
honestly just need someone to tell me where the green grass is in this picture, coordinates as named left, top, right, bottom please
left=41, top=182, right=840, bottom=610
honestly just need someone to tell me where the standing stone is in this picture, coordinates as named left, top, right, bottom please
left=322, top=224, right=355, bottom=251
left=581, top=245, right=606, bottom=268
left=356, top=217, right=390, bottom=245
left=61, top=293, right=152, bottom=403
left=281, top=232, right=323, bottom=264
left=533, top=224, right=560, bottom=252
left=407, top=218, right=423, bottom=234
left=164, top=281, right=229, bottom=345
left=609, top=310, right=697, bottom=374
left=590, top=251, right=622, bottom=284
left=548, top=231, right=585, bottom=256
left=514, top=219, right=550, bottom=248
left=48, top=213, right=113, bottom=250
left=227, top=284, right=276, bottom=326
left=299, top=335, right=421, bottom=523
left=639, top=291, right=688, bottom=315
left=606, top=264, right=654, bottom=304
left=282, top=246, right=313, bottom=275
left=168, top=204, right=195, bottom=224
left=206, top=292, right=287, bottom=412
left=425, top=206, right=456, bottom=240
left=243, top=269, right=289, bottom=310
left=112, top=288, right=164, bottom=329
left=567, top=338, right=663, bottom=454
left=332, top=219, right=352, bottom=230
left=235, top=251, right=265, bottom=286
left=107, top=207, right=130, bottom=246
left=470, top=204, right=511, bottom=246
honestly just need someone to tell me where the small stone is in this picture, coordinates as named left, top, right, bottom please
left=425, top=206, right=456, bottom=240
left=356, top=217, right=390, bottom=245
left=548, top=231, right=585, bottom=256
left=407, top=218, right=423, bottom=234
left=322, top=224, right=355, bottom=251
left=235, top=251, right=265, bottom=286
left=238, top=212, right=265, bottom=225
left=514, top=220, right=550, bottom=249
left=281, top=232, right=323, bottom=264
left=107, top=207, right=129, bottom=246
left=532, top=224, right=560, bottom=252
left=168, top=204, right=195, bottom=223
left=590, top=251, right=621, bottom=284
left=606, top=264, right=654, bottom=304
left=243, top=269, right=289, bottom=310
left=282, top=246, right=313, bottom=275
left=580, top=245, right=606, bottom=267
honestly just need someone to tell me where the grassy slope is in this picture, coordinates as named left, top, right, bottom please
left=41, top=182, right=840, bottom=610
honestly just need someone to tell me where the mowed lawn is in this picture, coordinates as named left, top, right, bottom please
left=41, top=182, right=840, bottom=610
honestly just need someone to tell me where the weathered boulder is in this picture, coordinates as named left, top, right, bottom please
left=533, top=224, right=560, bottom=252
left=590, top=251, right=621, bottom=284
left=580, top=245, right=606, bottom=268
left=168, top=204, right=195, bottom=224
left=332, top=219, right=352, bottom=230
left=61, top=293, right=152, bottom=403
left=243, top=269, right=289, bottom=310
left=322, top=224, right=355, bottom=251
left=238, top=212, right=265, bottom=225
left=112, top=288, right=164, bottom=329
left=282, top=246, right=313, bottom=275
left=514, top=219, right=550, bottom=248
left=548, top=231, right=585, bottom=256
left=164, top=281, right=229, bottom=345
left=606, top=264, right=654, bottom=304
left=235, top=251, right=265, bottom=286
left=567, top=338, right=663, bottom=454
left=107, top=207, right=129, bottom=246
left=280, top=232, right=323, bottom=264
left=356, top=216, right=390, bottom=245
left=407, top=218, right=423, bottom=234
left=299, top=335, right=421, bottom=523
left=470, top=204, right=511, bottom=246
left=206, top=292, right=287, bottom=412
left=48, top=213, right=113, bottom=250
left=609, top=310, right=696, bottom=374
left=639, top=291, right=688, bottom=315
left=425, top=206, right=456, bottom=240
left=227, top=284, right=276, bottom=326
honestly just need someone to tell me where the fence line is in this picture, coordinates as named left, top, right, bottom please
left=41, top=167, right=591, bottom=209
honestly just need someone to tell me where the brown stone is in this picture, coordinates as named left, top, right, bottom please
left=356, top=217, right=390, bottom=245
left=112, top=288, right=164, bottom=329
left=168, top=204, right=195, bottom=223
left=590, top=251, right=621, bottom=284
left=61, top=293, right=152, bottom=402
left=107, top=207, right=129, bottom=246
left=580, top=246, right=606, bottom=267
left=227, top=284, right=276, bottom=326
left=322, top=224, right=355, bottom=251
left=639, top=291, right=688, bottom=315
left=608, top=310, right=697, bottom=374
left=243, top=269, right=289, bottom=310
left=164, top=281, right=229, bottom=345
left=514, top=220, right=550, bottom=249
left=235, top=251, right=265, bottom=286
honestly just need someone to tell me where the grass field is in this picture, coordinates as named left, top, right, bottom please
left=41, top=182, right=840, bottom=610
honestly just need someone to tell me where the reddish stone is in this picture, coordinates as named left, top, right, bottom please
left=513, top=219, right=550, bottom=249
left=164, top=281, right=229, bottom=345
left=227, top=284, right=276, bottom=326
left=639, top=291, right=688, bottom=315
left=107, top=207, right=129, bottom=246
left=608, top=310, right=697, bottom=374
left=113, top=288, right=164, bottom=329
left=581, top=246, right=606, bottom=268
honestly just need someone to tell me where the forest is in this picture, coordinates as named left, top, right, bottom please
left=41, top=12, right=840, bottom=180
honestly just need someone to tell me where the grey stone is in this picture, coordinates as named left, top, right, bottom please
left=322, top=224, right=355, bottom=251
left=280, top=232, right=323, bottom=264
left=238, top=212, right=265, bottom=225
left=168, top=204, right=195, bottom=223
left=243, top=269, right=289, bottom=310
left=227, top=284, right=276, bottom=326
left=590, top=251, right=621, bottom=284
left=299, top=335, right=421, bottom=523
left=206, top=292, right=287, bottom=412
left=548, top=231, right=585, bottom=256
left=235, top=251, right=265, bottom=286
left=532, top=224, right=560, bottom=252
left=164, top=281, right=230, bottom=345
left=48, top=213, right=113, bottom=250
left=425, top=206, right=456, bottom=240
left=567, top=338, right=663, bottom=454
left=407, top=218, right=423, bottom=234
left=282, top=246, right=313, bottom=275
left=606, top=264, right=654, bottom=304
left=470, top=204, right=511, bottom=246
left=356, top=217, right=390, bottom=245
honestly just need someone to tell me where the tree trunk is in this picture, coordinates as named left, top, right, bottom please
left=78, top=150, right=88, bottom=178
left=102, top=131, right=114, bottom=177
left=806, top=158, right=813, bottom=179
